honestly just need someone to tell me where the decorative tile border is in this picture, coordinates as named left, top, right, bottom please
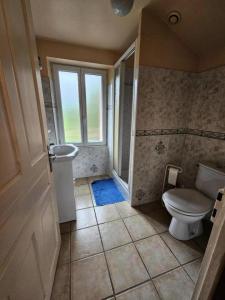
left=136, top=128, right=186, bottom=136
left=136, top=128, right=225, bottom=140
left=187, top=129, right=225, bottom=140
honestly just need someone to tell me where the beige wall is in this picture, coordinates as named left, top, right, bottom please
left=198, top=47, right=225, bottom=71
left=139, top=9, right=198, bottom=71
left=37, top=38, right=120, bottom=76
left=139, top=9, right=225, bottom=72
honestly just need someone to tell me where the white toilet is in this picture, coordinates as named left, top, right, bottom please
left=163, top=163, right=225, bottom=240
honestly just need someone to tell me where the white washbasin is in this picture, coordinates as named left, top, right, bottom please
left=50, top=144, right=79, bottom=162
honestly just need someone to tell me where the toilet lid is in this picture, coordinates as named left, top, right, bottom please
left=163, top=188, right=213, bottom=214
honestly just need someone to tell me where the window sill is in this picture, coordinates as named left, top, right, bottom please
left=70, top=143, right=107, bottom=148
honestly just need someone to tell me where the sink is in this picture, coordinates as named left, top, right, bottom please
left=50, top=144, right=79, bottom=162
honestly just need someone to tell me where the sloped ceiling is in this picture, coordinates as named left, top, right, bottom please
left=30, top=0, right=225, bottom=55
left=148, top=0, right=225, bottom=56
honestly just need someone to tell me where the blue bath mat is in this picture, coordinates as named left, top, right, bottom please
left=91, top=178, right=125, bottom=206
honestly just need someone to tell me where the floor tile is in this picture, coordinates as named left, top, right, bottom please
left=74, top=177, right=88, bottom=186
left=194, top=221, right=212, bottom=252
left=115, top=201, right=140, bottom=218
left=88, top=175, right=110, bottom=184
left=72, top=208, right=97, bottom=230
left=75, top=184, right=90, bottom=196
left=59, top=222, right=71, bottom=234
left=194, top=234, right=209, bottom=252
left=135, top=235, right=179, bottom=278
left=75, top=194, right=93, bottom=210
left=99, top=219, right=132, bottom=250
left=183, top=258, right=202, bottom=283
left=106, top=243, right=149, bottom=293
left=95, top=204, right=120, bottom=224
left=138, top=202, right=163, bottom=215
left=71, top=253, right=113, bottom=300
left=153, top=267, right=194, bottom=300
left=116, top=281, right=160, bottom=300
left=146, top=209, right=171, bottom=233
left=71, top=226, right=103, bottom=261
left=58, top=233, right=70, bottom=266
left=124, top=214, right=157, bottom=241
left=51, top=263, right=70, bottom=300
left=161, top=232, right=202, bottom=264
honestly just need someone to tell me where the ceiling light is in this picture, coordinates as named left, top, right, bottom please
left=111, top=0, right=134, bottom=17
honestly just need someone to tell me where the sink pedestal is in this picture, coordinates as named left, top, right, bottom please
left=52, top=159, right=75, bottom=223
left=50, top=144, right=79, bottom=223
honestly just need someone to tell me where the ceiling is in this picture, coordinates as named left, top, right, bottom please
left=31, top=0, right=225, bottom=55
left=148, top=0, right=225, bottom=56
left=30, top=0, right=150, bottom=51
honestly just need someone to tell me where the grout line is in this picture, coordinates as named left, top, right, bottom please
left=181, top=265, right=196, bottom=285
left=89, top=181, right=97, bottom=207
left=181, top=257, right=203, bottom=285
left=71, top=223, right=97, bottom=232
left=69, top=179, right=203, bottom=299
left=70, top=250, right=105, bottom=264
left=159, top=233, right=203, bottom=266
left=113, top=279, right=153, bottom=298
left=67, top=229, right=202, bottom=270
left=181, top=256, right=203, bottom=267
left=92, top=202, right=116, bottom=298
left=151, top=265, right=182, bottom=280
left=156, top=234, right=182, bottom=266
left=120, top=217, right=162, bottom=300
left=75, top=205, right=93, bottom=211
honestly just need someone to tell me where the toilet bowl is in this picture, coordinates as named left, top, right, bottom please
left=163, top=163, right=225, bottom=240
left=163, top=188, right=212, bottom=240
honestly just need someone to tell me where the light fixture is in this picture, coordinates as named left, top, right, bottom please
left=111, top=0, right=134, bottom=17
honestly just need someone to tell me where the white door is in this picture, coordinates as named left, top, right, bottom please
left=193, top=192, right=225, bottom=299
left=0, top=0, right=60, bottom=299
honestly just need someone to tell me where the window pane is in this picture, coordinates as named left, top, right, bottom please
left=58, top=71, right=81, bottom=143
left=85, top=74, right=103, bottom=143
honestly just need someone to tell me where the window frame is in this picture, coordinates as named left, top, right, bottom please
left=52, top=63, right=107, bottom=146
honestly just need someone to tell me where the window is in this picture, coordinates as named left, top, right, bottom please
left=52, top=64, right=106, bottom=145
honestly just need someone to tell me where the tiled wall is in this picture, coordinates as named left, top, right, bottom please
left=41, top=76, right=109, bottom=179
left=181, top=69, right=225, bottom=187
left=132, top=66, right=225, bottom=206
left=72, top=146, right=109, bottom=178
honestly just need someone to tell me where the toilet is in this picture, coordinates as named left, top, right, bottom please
left=163, top=163, right=225, bottom=240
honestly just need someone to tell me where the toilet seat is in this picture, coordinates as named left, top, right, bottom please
left=163, top=188, right=213, bottom=215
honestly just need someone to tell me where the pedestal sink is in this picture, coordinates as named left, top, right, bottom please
left=50, top=144, right=79, bottom=223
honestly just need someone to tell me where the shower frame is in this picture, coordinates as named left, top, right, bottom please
left=109, top=40, right=139, bottom=202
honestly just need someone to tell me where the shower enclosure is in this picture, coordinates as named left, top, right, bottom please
left=113, top=49, right=134, bottom=185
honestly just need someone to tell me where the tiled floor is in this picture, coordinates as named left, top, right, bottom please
left=51, top=176, right=204, bottom=300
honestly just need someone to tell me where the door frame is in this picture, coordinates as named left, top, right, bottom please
left=192, top=192, right=225, bottom=299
